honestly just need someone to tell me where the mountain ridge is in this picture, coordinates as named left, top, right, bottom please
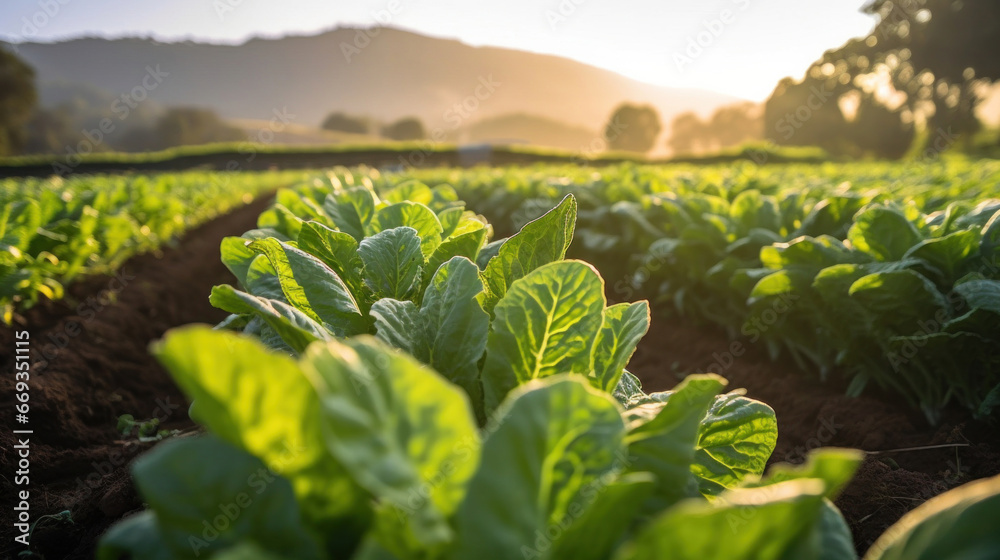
left=8, top=26, right=743, bottom=148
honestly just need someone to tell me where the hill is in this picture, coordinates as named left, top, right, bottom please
left=9, top=27, right=741, bottom=148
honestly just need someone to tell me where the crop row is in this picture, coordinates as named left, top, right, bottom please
left=100, top=170, right=1000, bottom=560
left=0, top=170, right=309, bottom=323
left=394, top=161, right=1000, bottom=423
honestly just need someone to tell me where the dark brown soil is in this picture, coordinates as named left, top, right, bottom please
left=628, top=312, right=1000, bottom=556
left=0, top=194, right=273, bottom=559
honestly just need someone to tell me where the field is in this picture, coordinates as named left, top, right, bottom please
left=2, top=160, right=999, bottom=559
left=0, top=171, right=312, bottom=323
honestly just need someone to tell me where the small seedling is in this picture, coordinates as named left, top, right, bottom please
left=117, top=414, right=179, bottom=442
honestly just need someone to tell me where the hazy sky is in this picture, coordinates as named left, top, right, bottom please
left=0, top=0, right=876, bottom=100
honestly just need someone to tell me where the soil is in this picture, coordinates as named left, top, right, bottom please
left=628, top=313, right=1000, bottom=555
left=2, top=194, right=998, bottom=558
left=0, top=195, right=273, bottom=559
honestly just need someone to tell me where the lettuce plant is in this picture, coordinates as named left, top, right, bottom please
left=405, top=164, right=1000, bottom=422
left=211, top=180, right=648, bottom=420
left=1, top=170, right=301, bottom=323
left=96, top=168, right=1000, bottom=559
left=97, top=326, right=802, bottom=560
left=745, top=202, right=1000, bottom=422
left=98, top=327, right=1000, bottom=560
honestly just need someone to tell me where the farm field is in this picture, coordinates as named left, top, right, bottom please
left=0, top=170, right=312, bottom=323
left=409, top=160, right=1000, bottom=422
left=1, top=162, right=998, bottom=559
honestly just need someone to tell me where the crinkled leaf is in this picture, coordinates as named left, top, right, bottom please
left=592, top=302, right=651, bottom=393
left=849, top=270, right=949, bottom=331
left=422, top=228, right=486, bottom=288
left=297, top=221, right=365, bottom=297
left=372, top=257, right=490, bottom=418
left=481, top=260, right=605, bottom=413
left=613, top=370, right=646, bottom=407
left=369, top=202, right=444, bottom=258
left=479, top=195, right=577, bottom=314
left=903, top=229, right=980, bottom=281
left=954, top=279, right=1000, bottom=313
left=323, top=186, right=377, bottom=241
left=249, top=238, right=366, bottom=336
left=359, top=227, right=424, bottom=301
left=848, top=205, right=923, bottom=262
left=693, top=392, right=778, bottom=496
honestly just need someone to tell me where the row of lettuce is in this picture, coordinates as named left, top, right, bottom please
left=0, top=170, right=309, bottom=323
left=390, top=160, right=1000, bottom=424
left=99, top=171, right=999, bottom=560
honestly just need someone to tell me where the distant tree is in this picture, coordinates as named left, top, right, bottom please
left=0, top=48, right=38, bottom=156
left=605, top=104, right=661, bottom=153
left=667, top=112, right=706, bottom=155
left=382, top=117, right=426, bottom=141
left=707, top=102, right=763, bottom=148
left=154, top=107, right=244, bottom=149
left=764, top=1, right=1000, bottom=157
left=321, top=112, right=370, bottom=135
left=668, top=102, right=763, bottom=155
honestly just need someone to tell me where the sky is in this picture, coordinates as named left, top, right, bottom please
left=0, top=0, right=877, bottom=100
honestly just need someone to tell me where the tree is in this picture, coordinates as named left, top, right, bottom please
left=707, top=102, right=763, bottom=149
left=851, top=93, right=915, bottom=159
left=321, top=112, right=370, bottom=135
left=764, top=1, right=1000, bottom=157
left=667, top=103, right=763, bottom=155
left=667, top=112, right=707, bottom=155
left=0, top=48, right=38, bottom=156
left=604, top=104, right=661, bottom=153
left=864, top=0, right=1000, bottom=84
left=863, top=0, right=999, bottom=146
left=382, top=117, right=426, bottom=141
